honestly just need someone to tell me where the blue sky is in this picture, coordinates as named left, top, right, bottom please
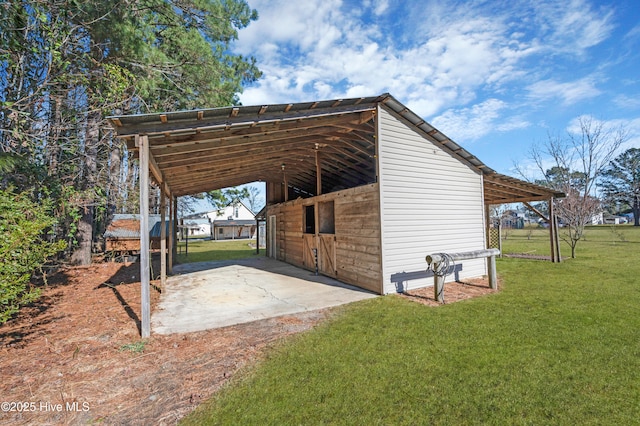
left=231, top=0, right=640, bottom=177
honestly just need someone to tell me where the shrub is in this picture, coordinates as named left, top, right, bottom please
left=0, top=190, right=67, bottom=324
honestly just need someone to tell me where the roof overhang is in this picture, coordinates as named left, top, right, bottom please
left=483, top=173, right=564, bottom=204
left=109, top=95, right=386, bottom=196
left=108, top=93, right=564, bottom=204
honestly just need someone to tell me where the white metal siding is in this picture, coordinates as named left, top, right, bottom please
left=377, top=106, right=487, bottom=294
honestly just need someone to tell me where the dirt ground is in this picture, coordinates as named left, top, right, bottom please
left=0, top=261, right=496, bottom=425
left=400, top=278, right=498, bottom=306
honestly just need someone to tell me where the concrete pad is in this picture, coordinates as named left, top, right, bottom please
left=151, top=257, right=377, bottom=335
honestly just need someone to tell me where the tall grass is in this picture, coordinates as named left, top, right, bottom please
left=183, top=226, right=640, bottom=425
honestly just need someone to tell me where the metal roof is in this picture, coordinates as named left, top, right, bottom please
left=108, top=93, right=563, bottom=204
left=104, top=214, right=164, bottom=239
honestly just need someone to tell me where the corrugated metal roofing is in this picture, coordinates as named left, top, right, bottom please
left=107, top=93, right=563, bottom=203
left=105, top=214, right=166, bottom=239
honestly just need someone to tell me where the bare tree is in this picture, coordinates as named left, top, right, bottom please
left=519, top=116, right=627, bottom=258
left=246, top=185, right=265, bottom=213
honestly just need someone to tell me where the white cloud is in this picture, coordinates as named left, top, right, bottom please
left=625, top=23, right=640, bottom=40
left=526, top=77, right=602, bottom=105
left=234, top=0, right=621, bottom=142
left=613, top=94, right=640, bottom=110
left=430, top=99, right=529, bottom=142
left=238, top=1, right=544, bottom=112
left=364, top=0, right=389, bottom=16
left=522, top=0, right=615, bottom=55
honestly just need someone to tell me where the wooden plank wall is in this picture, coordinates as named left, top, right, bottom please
left=266, top=183, right=382, bottom=294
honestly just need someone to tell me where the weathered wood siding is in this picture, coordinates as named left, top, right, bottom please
left=266, top=184, right=382, bottom=293
left=377, top=106, right=487, bottom=294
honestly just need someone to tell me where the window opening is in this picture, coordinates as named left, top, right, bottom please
left=318, top=201, right=335, bottom=234
left=304, top=205, right=315, bottom=234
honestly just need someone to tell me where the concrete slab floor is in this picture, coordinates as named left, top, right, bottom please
left=151, top=257, right=377, bottom=335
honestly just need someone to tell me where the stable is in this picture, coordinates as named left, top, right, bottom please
left=108, top=93, right=563, bottom=337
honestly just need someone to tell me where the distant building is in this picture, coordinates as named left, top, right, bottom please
left=104, top=214, right=168, bottom=253
left=205, top=200, right=256, bottom=240
left=181, top=218, right=211, bottom=237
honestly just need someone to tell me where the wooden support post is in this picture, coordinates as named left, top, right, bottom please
left=553, top=215, right=562, bottom=263
left=173, top=197, right=178, bottom=259
left=184, top=221, right=188, bottom=254
left=314, top=201, right=320, bottom=270
left=434, top=274, right=444, bottom=303
left=255, top=217, right=260, bottom=255
left=549, top=197, right=556, bottom=263
left=315, top=147, right=322, bottom=196
left=168, top=194, right=173, bottom=274
left=283, top=168, right=288, bottom=202
left=498, top=220, right=502, bottom=256
left=487, top=255, right=498, bottom=290
left=137, top=134, right=151, bottom=338
left=485, top=204, right=491, bottom=249
left=524, top=201, right=560, bottom=263
left=160, top=190, right=166, bottom=287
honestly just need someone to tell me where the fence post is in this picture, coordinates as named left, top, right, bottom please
left=434, top=273, right=444, bottom=303
left=487, top=255, right=497, bottom=290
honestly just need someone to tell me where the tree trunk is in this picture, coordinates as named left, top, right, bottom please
left=634, top=198, right=639, bottom=227
left=71, top=207, right=94, bottom=265
left=108, top=138, right=122, bottom=212
left=71, top=111, right=100, bottom=265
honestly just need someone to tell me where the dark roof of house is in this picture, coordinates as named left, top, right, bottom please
left=212, top=219, right=256, bottom=226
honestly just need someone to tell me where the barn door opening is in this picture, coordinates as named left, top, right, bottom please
left=318, top=201, right=336, bottom=277
left=302, top=205, right=316, bottom=269
left=318, top=234, right=336, bottom=277
left=301, top=201, right=337, bottom=276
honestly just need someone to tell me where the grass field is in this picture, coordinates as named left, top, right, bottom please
left=499, top=224, right=634, bottom=258
left=175, top=239, right=264, bottom=264
left=182, top=226, right=640, bottom=425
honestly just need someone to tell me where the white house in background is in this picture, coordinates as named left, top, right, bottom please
left=182, top=218, right=211, bottom=237
left=205, top=200, right=256, bottom=240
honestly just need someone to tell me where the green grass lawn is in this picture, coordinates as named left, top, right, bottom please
left=182, top=226, right=640, bottom=425
left=175, top=239, right=264, bottom=264
left=500, top=223, right=634, bottom=258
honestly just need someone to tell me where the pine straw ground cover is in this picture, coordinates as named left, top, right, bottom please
left=0, top=261, right=329, bottom=425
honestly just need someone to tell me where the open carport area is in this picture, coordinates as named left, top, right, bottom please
left=108, top=94, right=563, bottom=337
left=151, top=257, right=377, bottom=335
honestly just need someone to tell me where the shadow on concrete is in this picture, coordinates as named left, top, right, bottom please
left=172, top=256, right=374, bottom=295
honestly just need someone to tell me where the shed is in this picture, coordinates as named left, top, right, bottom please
left=108, top=93, right=564, bottom=336
left=104, top=214, right=167, bottom=252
